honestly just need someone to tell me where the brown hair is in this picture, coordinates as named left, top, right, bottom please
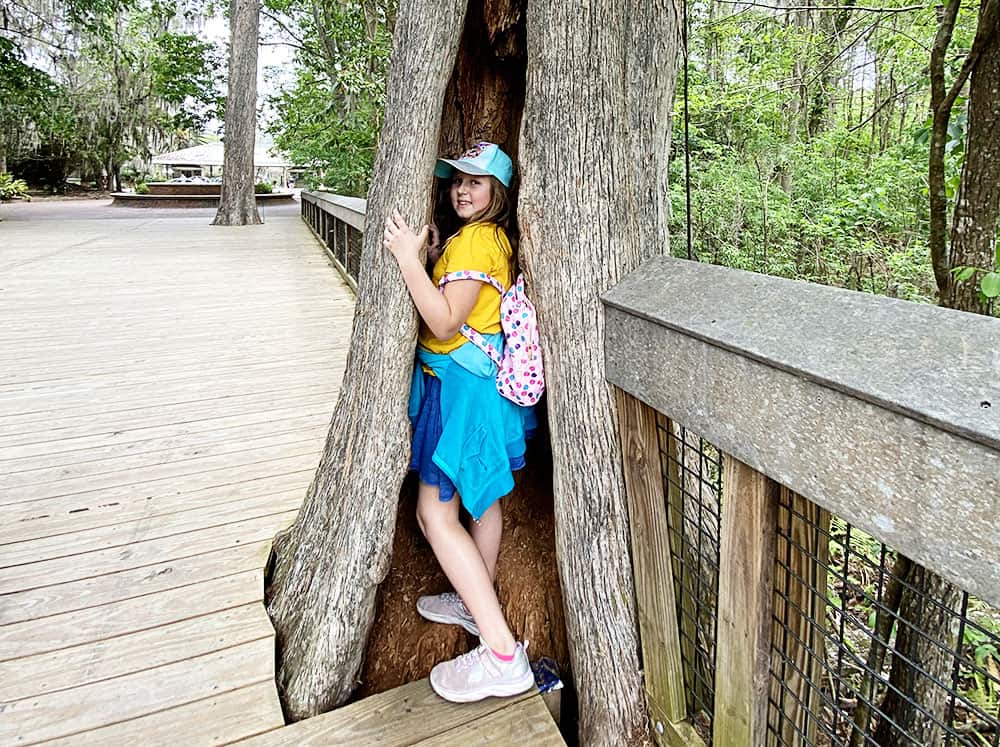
left=467, top=177, right=511, bottom=231
left=435, top=175, right=514, bottom=240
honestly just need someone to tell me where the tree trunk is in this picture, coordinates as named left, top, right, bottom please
left=873, top=563, right=962, bottom=745
left=876, top=4, right=998, bottom=742
left=948, top=0, right=1000, bottom=313
left=518, top=0, right=680, bottom=742
left=213, top=0, right=263, bottom=226
left=265, top=0, right=467, bottom=719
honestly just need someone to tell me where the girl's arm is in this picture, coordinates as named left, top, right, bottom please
left=384, top=210, right=481, bottom=340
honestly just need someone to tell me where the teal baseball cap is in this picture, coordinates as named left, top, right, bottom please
left=434, top=142, right=513, bottom=187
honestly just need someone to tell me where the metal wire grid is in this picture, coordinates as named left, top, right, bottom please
left=768, top=492, right=1000, bottom=746
left=656, top=416, right=723, bottom=741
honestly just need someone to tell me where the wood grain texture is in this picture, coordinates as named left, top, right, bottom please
left=517, top=0, right=681, bottom=742
left=0, top=211, right=350, bottom=742
left=231, top=677, right=562, bottom=746
left=713, top=456, right=778, bottom=747
left=264, top=0, right=471, bottom=720
left=616, top=390, right=687, bottom=726
left=768, top=489, right=829, bottom=746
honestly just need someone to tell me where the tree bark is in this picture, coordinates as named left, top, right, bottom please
left=876, top=6, right=999, bottom=742
left=265, top=0, right=467, bottom=720
left=213, top=0, right=263, bottom=226
left=948, top=0, right=1000, bottom=313
left=518, top=0, right=681, bottom=743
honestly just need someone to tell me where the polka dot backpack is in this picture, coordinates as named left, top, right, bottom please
left=438, top=270, right=545, bottom=406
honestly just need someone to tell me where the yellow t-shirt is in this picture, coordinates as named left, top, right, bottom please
left=418, top=222, right=513, bottom=355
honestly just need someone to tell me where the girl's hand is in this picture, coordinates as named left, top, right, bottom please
left=383, top=210, right=429, bottom=265
left=427, top=223, right=442, bottom=263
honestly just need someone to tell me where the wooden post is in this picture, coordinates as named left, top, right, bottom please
left=616, top=390, right=688, bottom=734
left=713, top=454, right=779, bottom=746
left=769, top=488, right=829, bottom=746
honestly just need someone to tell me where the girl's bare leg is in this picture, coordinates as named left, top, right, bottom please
left=470, top=500, right=502, bottom=582
left=416, top=482, right=515, bottom=654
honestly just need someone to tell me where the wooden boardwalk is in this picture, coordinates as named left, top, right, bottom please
left=0, top=202, right=563, bottom=745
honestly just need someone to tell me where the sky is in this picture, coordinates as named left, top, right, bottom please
left=201, top=13, right=299, bottom=141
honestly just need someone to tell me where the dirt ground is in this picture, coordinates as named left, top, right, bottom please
left=357, top=419, right=571, bottom=701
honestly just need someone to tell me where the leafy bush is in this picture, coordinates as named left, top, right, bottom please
left=254, top=182, right=273, bottom=194
left=0, top=173, right=30, bottom=202
left=135, top=182, right=150, bottom=195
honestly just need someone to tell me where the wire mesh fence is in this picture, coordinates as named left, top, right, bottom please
left=657, top=415, right=723, bottom=743
left=768, top=490, right=1000, bottom=747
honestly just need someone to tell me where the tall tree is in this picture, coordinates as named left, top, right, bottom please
left=265, top=0, right=681, bottom=743
left=214, top=0, right=263, bottom=225
left=875, top=2, right=999, bottom=743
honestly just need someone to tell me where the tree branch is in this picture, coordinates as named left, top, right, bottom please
left=938, top=0, right=999, bottom=114
left=849, top=81, right=919, bottom=131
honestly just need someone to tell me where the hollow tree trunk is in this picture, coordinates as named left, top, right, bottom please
left=213, top=0, right=262, bottom=226
left=518, top=0, right=680, bottom=743
left=265, top=0, right=467, bottom=719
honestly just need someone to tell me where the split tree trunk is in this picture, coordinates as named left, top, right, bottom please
left=213, top=0, right=263, bottom=226
left=518, top=0, right=681, bottom=743
left=265, top=0, right=467, bottom=719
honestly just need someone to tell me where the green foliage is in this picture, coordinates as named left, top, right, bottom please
left=264, top=0, right=394, bottom=196
left=0, top=0, right=220, bottom=189
left=135, top=182, right=150, bottom=194
left=0, top=173, right=30, bottom=202
left=668, top=0, right=986, bottom=306
left=254, top=182, right=274, bottom=194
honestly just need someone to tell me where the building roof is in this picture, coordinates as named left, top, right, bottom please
left=152, top=143, right=291, bottom=168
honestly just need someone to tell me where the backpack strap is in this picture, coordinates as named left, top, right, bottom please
left=438, top=270, right=506, bottom=296
left=437, top=270, right=506, bottom=366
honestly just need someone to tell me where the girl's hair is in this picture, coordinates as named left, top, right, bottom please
left=467, top=177, right=511, bottom=231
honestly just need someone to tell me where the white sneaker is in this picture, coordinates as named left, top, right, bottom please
left=417, top=591, right=480, bottom=636
left=429, top=640, right=534, bottom=703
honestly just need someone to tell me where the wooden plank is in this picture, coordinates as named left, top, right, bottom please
left=0, top=510, right=296, bottom=593
left=767, top=488, right=829, bottom=746
left=2, top=488, right=302, bottom=566
left=0, top=569, right=263, bottom=661
left=0, top=429, right=325, bottom=490
left=231, top=678, right=538, bottom=746
left=0, top=400, right=331, bottom=463
left=0, top=444, right=323, bottom=507
left=0, top=541, right=273, bottom=624
left=0, top=393, right=334, bottom=452
left=0, top=637, right=276, bottom=745
left=40, top=680, right=284, bottom=747
left=0, top=382, right=335, bottom=443
left=3, top=468, right=313, bottom=545
left=656, top=718, right=709, bottom=747
left=615, top=389, right=687, bottom=725
left=417, top=694, right=563, bottom=746
left=0, top=603, right=270, bottom=700
left=712, top=454, right=779, bottom=747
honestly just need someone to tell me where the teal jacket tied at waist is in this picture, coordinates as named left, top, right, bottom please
left=408, top=334, right=536, bottom=520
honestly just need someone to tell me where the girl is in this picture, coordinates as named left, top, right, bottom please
left=382, top=142, right=535, bottom=703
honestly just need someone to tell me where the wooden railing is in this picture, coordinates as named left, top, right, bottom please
left=606, top=256, right=999, bottom=747
left=301, top=191, right=366, bottom=291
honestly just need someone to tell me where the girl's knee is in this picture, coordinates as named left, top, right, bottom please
left=416, top=497, right=458, bottom=538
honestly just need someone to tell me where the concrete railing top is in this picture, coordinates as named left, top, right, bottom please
left=302, top=191, right=366, bottom=231
left=603, top=255, right=1000, bottom=451
left=602, top=255, right=1000, bottom=606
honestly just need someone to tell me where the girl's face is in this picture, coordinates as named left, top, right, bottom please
left=450, top=172, right=493, bottom=222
